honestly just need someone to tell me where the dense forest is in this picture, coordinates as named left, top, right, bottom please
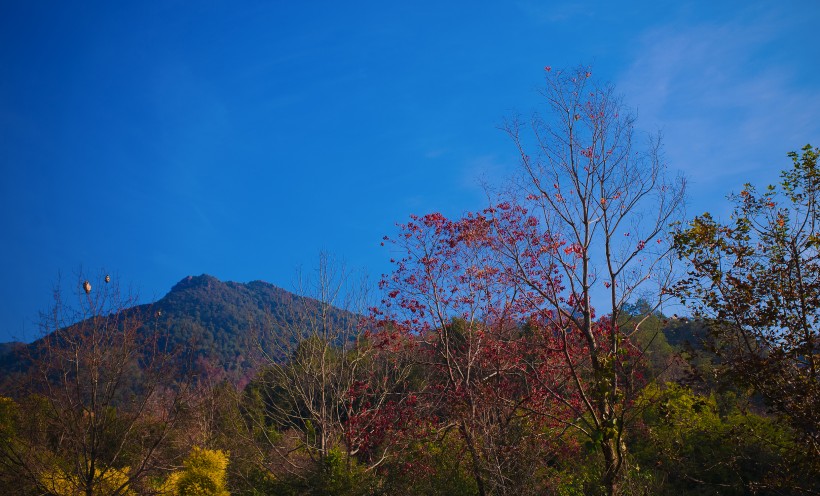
left=1, top=68, right=818, bottom=495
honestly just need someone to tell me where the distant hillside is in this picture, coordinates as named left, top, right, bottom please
left=0, top=341, right=24, bottom=372
left=0, top=274, right=359, bottom=388
left=148, top=274, right=358, bottom=378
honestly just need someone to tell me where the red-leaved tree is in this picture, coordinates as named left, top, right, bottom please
left=374, top=212, right=581, bottom=495
left=376, top=66, right=685, bottom=496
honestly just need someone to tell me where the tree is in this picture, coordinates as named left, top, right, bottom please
left=378, top=66, right=684, bottom=495
left=161, top=446, right=230, bottom=496
left=0, top=272, right=189, bottom=496
left=674, top=145, right=820, bottom=469
left=495, top=66, right=685, bottom=495
left=241, top=254, right=414, bottom=490
left=633, top=383, right=802, bottom=495
left=377, top=212, right=574, bottom=495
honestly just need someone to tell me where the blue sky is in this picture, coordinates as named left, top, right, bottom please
left=1, top=1, right=818, bottom=342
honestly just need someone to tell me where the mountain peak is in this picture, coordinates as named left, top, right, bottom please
left=170, top=274, right=222, bottom=292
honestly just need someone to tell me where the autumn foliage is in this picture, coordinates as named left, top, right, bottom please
left=1, top=70, right=818, bottom=495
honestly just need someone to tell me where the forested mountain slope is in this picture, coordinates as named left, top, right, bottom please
left=0, top=274, right=358, bottom=387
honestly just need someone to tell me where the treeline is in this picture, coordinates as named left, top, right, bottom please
left=1, top=67, right=818, bottom=495
left=0, top=285, right=813, bottom=495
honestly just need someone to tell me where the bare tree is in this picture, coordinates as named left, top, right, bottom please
left=497, top=66, right=686, bottom=495
left=0, top=271, right=189, bottom=496
left=242, top=253, right=414, bottom=487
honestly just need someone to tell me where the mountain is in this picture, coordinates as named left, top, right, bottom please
left=149, top=274, right=358, bottom=378
left=0, top=274, right=359, bottom=388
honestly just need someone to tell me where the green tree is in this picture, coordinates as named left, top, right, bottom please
left=674, top=145, right=820, bottom=467
left=634, top=383, right=801, bottom=495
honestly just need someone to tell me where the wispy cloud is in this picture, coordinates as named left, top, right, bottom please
left=618, top=7, right=820, bottom=210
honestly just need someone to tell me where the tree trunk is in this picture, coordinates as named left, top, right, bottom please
left=601, top=437, right=620, bottom=496
left=460, top=422, right=487, bottom=496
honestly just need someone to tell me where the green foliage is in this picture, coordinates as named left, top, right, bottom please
left=619, top=304, right=677, bottom=377
left=633, top=383, right=799, bottom=494
left=5, top=253, right=820, bottom=495
left=253, top=447, right=376, bottom=496
left=380, top=433, right=479, bottom=496
left=549, top=456, right=659, bottom=496
left=307, top=448, right=373, bottom=496
left=674, top=144, right=820, bottom=463
left=535, top=424, right=660, bottom=496
left=0, top=396, right=16, bottom=442
left=0, top=396, right=39, bottom=494
left=149, top=275, right=359, bottom=382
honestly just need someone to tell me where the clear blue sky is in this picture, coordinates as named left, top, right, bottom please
left=2, top=1, right=818, bottom=342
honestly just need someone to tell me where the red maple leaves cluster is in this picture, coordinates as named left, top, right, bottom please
left=356, top=198, right=647, bottom=489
